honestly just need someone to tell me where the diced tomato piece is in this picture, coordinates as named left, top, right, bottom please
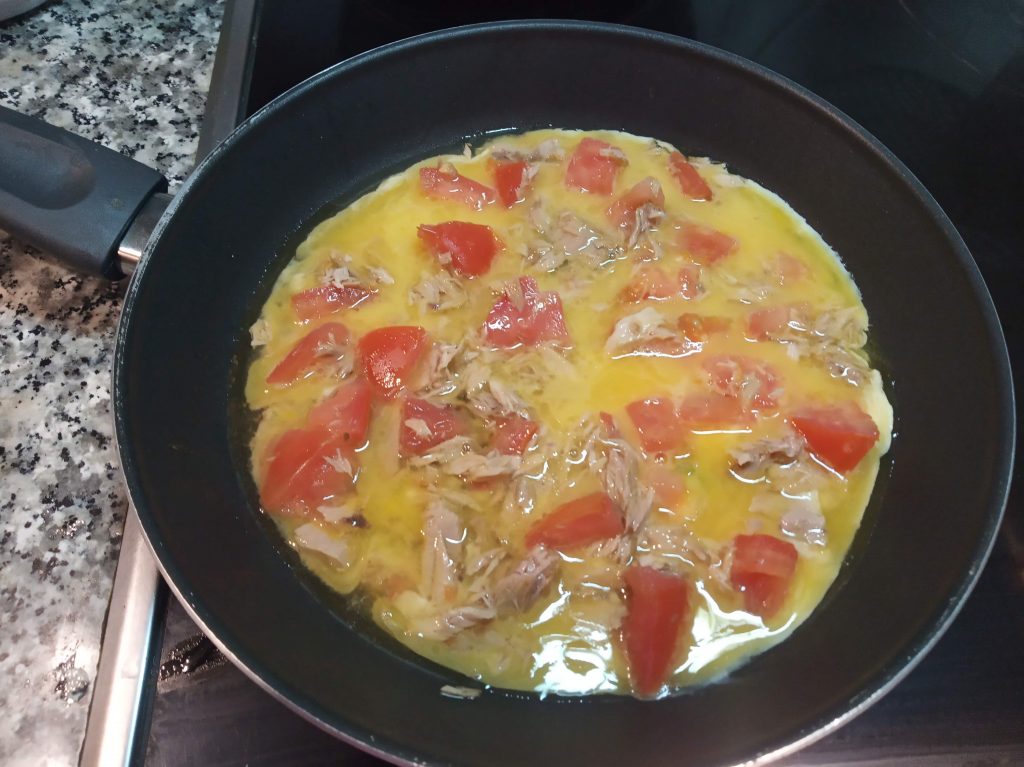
left=565, top=137, right=627, bottom=195
left=266, top=322, right=350, bottom=386
left=358, top=326, right=429, bottom=400
left=626, top=397, right=687, bottom=453
left=746, top=305, right=793, bottom=340
left=399, top=397, right=465, bottom=456
left=790, top=402, right=879, bottom=473
left=484, top=276, right=571, bottom=348
left=740, top=576, right=791, bottom=618
left=419, top=165, right=496, bottom=210
left=730, top=534, right=798, bottom=618
left=668, top=151, right=713, bottom=201
left=678, top=313, right=731, bottom=343
left=630, top=337, right=697, bottom=359
left=291, top=284, right=373, bottom=321
left=599, top=411, right=621, bottom=438
left=703, top=354, right=781, bottom=411
left=773, top=252, right=810, bottom=285
left=621, top=566, right=691, bottom=696
left=644, top=464, right=687, bottom=507
left=308, top=377, right=372, bottom=448
left=525, top=491, right=624, bottom=550
left=679, top=223, right=738, bottom=264
left=491, top=159, right=530, bottom=207
left=677, top=392, right=750, bottom=429
left=747, top=303, right=813, bottom=340
left=678, top=264, right=703, bottom=300
left=260, top=426, right=355, bottom=515
left=417, top=221, right=501, bottom=277
left=606, top=177, right=665, bottom=232
left=491, top=414, right=539, bottom=456
left=733, top=534, right=798, bottom=579
left=620, top=265, right=675, bottom=303
left=632, top=241, right=662, bottom=263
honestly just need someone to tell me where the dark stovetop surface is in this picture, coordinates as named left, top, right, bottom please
left=146, top=1, right=1024, bottom=764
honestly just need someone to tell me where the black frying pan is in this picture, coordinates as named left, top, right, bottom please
left=0, top=22, right=1014, bottom=767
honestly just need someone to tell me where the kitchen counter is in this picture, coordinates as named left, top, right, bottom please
left=0, top=1, right=222, bottom=764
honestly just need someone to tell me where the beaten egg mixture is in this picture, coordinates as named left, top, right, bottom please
left=245, top=129, right=892, bottom=697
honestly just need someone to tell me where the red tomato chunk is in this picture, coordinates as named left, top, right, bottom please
left=626, top=397, right=687, bottom=453
left=668, top=152, right=713, bottom=201
left=730, top=534, right=798, bottom=618
left=599, top=411, right=621, bottom=438
left=419, top=165, right=496, bottom=210
left=492, top=159, right=530, bottom=207
left=484, top=276, right=571, bottom=348
left=525, top=491, right=623, bottom=550
left=418, top=221, right=501, bottom=277
left=622, top=566, right=691, bottom=696
left=677, top=392, right=750, bottom=429
left=703, top=354, right=781, bottom=411
left=678, top=313, right=731, bottom=343
left=606, top=177, right=665, bottom=232
left=746, top=305, right=794, bottom=340
left=266, top=322, right=349, bottom=386
left=308, top=377, right=372, bottom=448
left=291, top=284, right=373, bottom=321
left=680, top=223, right=738, bottom=264
left=358, top=326, right=429, bottom=400
left=260, top=426, right=355, bottom=515
left=645, top=464, right=686, bottom=507
left=773, top=252, right=809, bottom=285
left=399, top=397, right=464, bottom=456
left=491, top=414, right=539, bottom=456
left=678, top=264, right=703, bottom=300
left=790, top=402, right=879, bottom=473
left=620, top=265, right=675, bottom=303
left=565, top=137, right=627, bottom=195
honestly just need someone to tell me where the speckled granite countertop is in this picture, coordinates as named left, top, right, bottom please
left=0, top=1, right=222, bottom=764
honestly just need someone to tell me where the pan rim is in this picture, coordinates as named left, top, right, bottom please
left=113, top=19, right=1016, bottom=766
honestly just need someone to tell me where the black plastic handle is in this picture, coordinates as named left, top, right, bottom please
left=0, top=105, right=167, bottom=279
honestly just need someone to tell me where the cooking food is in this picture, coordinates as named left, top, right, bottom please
left=244, top=129, right=892, bottom=698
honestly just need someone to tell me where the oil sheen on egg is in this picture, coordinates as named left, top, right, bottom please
left=245, top=129, right=893, bottom=696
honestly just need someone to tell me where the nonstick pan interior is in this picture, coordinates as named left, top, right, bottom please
left=114, top=22, right=1013, bottom=767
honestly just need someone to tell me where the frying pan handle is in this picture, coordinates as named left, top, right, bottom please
left=0, top=104, right=167, bottom=279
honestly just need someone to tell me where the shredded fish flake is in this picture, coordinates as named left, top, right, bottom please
left=440, top=684, right=482, bottom=700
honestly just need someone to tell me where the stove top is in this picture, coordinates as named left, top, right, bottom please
left=143, top=1, right=1024, bottom=763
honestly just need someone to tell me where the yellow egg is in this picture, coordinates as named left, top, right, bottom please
left=245, top=129, right=893, bottom=697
